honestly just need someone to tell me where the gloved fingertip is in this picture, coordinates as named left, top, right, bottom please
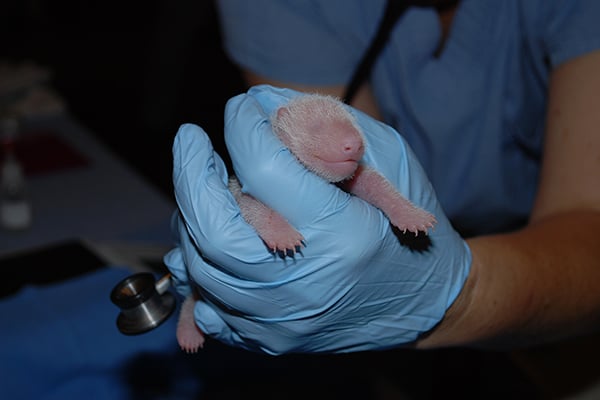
left=173, top=124, right=205, bottom=171
left=193, top=300, right=233, bottom=341
left=173, top=123, right=207, bottom=147
left=162, top=246, right=193, bottom=298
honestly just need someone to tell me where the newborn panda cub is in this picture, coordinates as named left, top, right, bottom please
left=232, top=93, right=437, bottom=251
left=176, top=93, right=437, bottom=353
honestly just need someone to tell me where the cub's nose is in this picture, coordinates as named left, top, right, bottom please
left=341, top=136, right=364, bottom=160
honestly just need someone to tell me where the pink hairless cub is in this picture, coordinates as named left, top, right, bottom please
left=175, top=93, right=437, bottom=353
left=232, top=93, right=437, bottom=254
left=176, top=293, right=204, bottom=353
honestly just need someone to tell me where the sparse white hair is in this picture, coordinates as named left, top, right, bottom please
left=270, top=93, right=361, bottom=152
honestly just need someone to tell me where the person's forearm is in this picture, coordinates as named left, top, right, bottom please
left=415, top=210, right=600, bottom=349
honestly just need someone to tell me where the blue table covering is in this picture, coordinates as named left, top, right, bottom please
left=0, top=267, right=203, bottom=400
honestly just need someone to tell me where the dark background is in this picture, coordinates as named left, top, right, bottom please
left=1, top=0, right=244, bottom=198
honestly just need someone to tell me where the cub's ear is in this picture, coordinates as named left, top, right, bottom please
left=273, top=107, right=292, bottom=142
left=277, top=107, right=290, bottom=120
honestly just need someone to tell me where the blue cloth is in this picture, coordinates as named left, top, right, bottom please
left=0, top=267, right=202, bottom=400
left=216, top=0, right=600, bottom=234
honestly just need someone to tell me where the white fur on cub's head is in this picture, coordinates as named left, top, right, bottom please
left=271, top=93, right=366, bottom=182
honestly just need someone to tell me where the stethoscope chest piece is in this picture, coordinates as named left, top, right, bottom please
left=110, top=272, right=175, bottom=335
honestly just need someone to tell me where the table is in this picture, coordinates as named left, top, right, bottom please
left=0, top=112, right=175, bottom=268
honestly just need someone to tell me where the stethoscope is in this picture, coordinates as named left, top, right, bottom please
left=110, top=272, right=175, bottom=335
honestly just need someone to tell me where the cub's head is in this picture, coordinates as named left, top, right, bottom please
left=271, top=94, right=365, bottom=182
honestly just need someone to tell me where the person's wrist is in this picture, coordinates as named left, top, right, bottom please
left=413, top=249, right=478, bottom=349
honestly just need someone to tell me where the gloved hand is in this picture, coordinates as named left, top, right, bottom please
left=163, top=85, right=471, bottom=355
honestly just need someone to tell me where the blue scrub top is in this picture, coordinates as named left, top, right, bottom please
left=216, top=0, right=600, bottom=235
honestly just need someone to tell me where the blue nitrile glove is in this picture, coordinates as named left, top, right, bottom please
left=163, top=84, right=471, bottom=355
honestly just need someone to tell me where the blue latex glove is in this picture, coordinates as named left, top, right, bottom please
left=164, top=85, right=471, bottom=355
